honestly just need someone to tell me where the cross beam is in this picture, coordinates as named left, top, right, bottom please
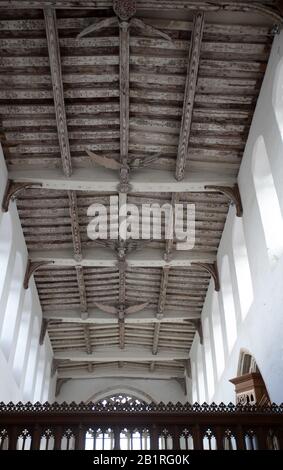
left=54, top=347, right=189, bottom=362
left=57, top=367, right=184, bottom=380
left=1, top=1, right=282, bottom=23
left=8, top=168, right=236, bottom=193
left=43, top=309, right=201, bottom=323
left=29, top=247, right=215, bottom=267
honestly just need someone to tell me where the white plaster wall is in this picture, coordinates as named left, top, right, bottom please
left=57, top=378, right=186, bottom=404
left=0, top=147, right=55, bottom=403
left=189, top=30, right=283, bottom=404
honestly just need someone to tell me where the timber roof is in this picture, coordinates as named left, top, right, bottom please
left=0, top=0, right=280, bottom=394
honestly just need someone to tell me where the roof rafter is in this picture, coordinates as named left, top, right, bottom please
left=44, top=8, right=72, bottom=177
left=175, top=12, right=204, bottom=181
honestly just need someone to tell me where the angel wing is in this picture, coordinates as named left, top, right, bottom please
left=87, top=149, right=121, bottom=170
left=92, top=239, right=116, bottom=250
left=130, top=18, right=172, bottom=42
left=125, top=302, right=149, bottom=315
left=125, top=239, right=152, bottom=254
left=77, top=17, right=118, bottom=39
left=94, top=302, right=118, bottom=315
left=130, top=154, right=160, bottom=169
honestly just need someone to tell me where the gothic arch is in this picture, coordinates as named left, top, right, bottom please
left=86, top=385, right=157, bottom=404
left=237, top=349, right=259, bottom=376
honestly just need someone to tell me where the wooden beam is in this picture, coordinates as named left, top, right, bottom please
left=28, top=247, right=216, bottom=267
left=43, top=309, right=201, bottom=323
left=152, top=323, right=161, bottom=355
left=75, top=266, right=88, bottom=319
left=44, top=8, right=72, bottom=177
left=68, top=191, right=82, bottom=262
left=8, top=168, right=237, bottom=193
left=1, top=2, right=282, bottom=23
left=58, top=367, right=184, bottom=380
left=164, top=194, right=179, bottom=262
left=83, top=325, right=92, bottom=354
left=39, top=318, right=49, bottom=345
left=175, top=12, right=204, bottom=181
left=119, top=319, right=125, bottom=350
left=119, top=20, right=129, bottom=162
left=54, top=346, right=189, bottom=362
left=157, top=267, right=170, bottom=315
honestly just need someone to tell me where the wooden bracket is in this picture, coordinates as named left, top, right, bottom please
left=2, top=180, right=42, bottom=212
left=55, top=378, right=69, bottom=397
left=51, top=358, right=59, bottom=378
left=175, top=377, right=187, bottom=395
left=39, top=318, right=49, bottom=346
left=185, top=358, right=192, bottom=379
left=190, top=319, right=203, bottom=345
left=193, top=261, right=220, bottom=292
left=205, top=184, right=243, bottom=217
left=24, top=260, right=54, bottom=289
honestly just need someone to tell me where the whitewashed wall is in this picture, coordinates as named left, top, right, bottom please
left=189, top=30, right=283, bottom=404
left=57, top=377, right=187, bottom=404
left=0, top=147, right=55, bottom=403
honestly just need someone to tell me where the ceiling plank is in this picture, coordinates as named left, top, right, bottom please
left=175, top=12, right=204, bottom=181
left=44, top=8, right=72, bottom=177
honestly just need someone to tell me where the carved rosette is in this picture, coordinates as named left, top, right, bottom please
left=113, top=0, right=137, bottom=20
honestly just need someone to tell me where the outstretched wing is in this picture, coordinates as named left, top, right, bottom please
left=125, top=302, right=149, bottom=315
left=92, top=239, right=116, bottom=249
left=130, top=18, right=172, bottom=42
left=87, top=149, right=121, bottom=170
left=130, top=154, right=160, bottom=169
left=94, top=302, right=118, bottom=315
left=126, top=239, right=152, bottom=254
left=77, top=17, right=117, bottom=39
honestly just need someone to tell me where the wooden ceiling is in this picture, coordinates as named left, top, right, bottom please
left=0, top=0, right=281, bottom=392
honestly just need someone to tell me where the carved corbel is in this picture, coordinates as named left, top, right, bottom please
left=205, top=184, right=243, bottom=217
left=2, top=180, right=42, bottom=212
left=24, top=260, right=54, bottom=289
left=193, top=261, right=220, bottom=292
left=113, top=0, right=137, bottom=20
